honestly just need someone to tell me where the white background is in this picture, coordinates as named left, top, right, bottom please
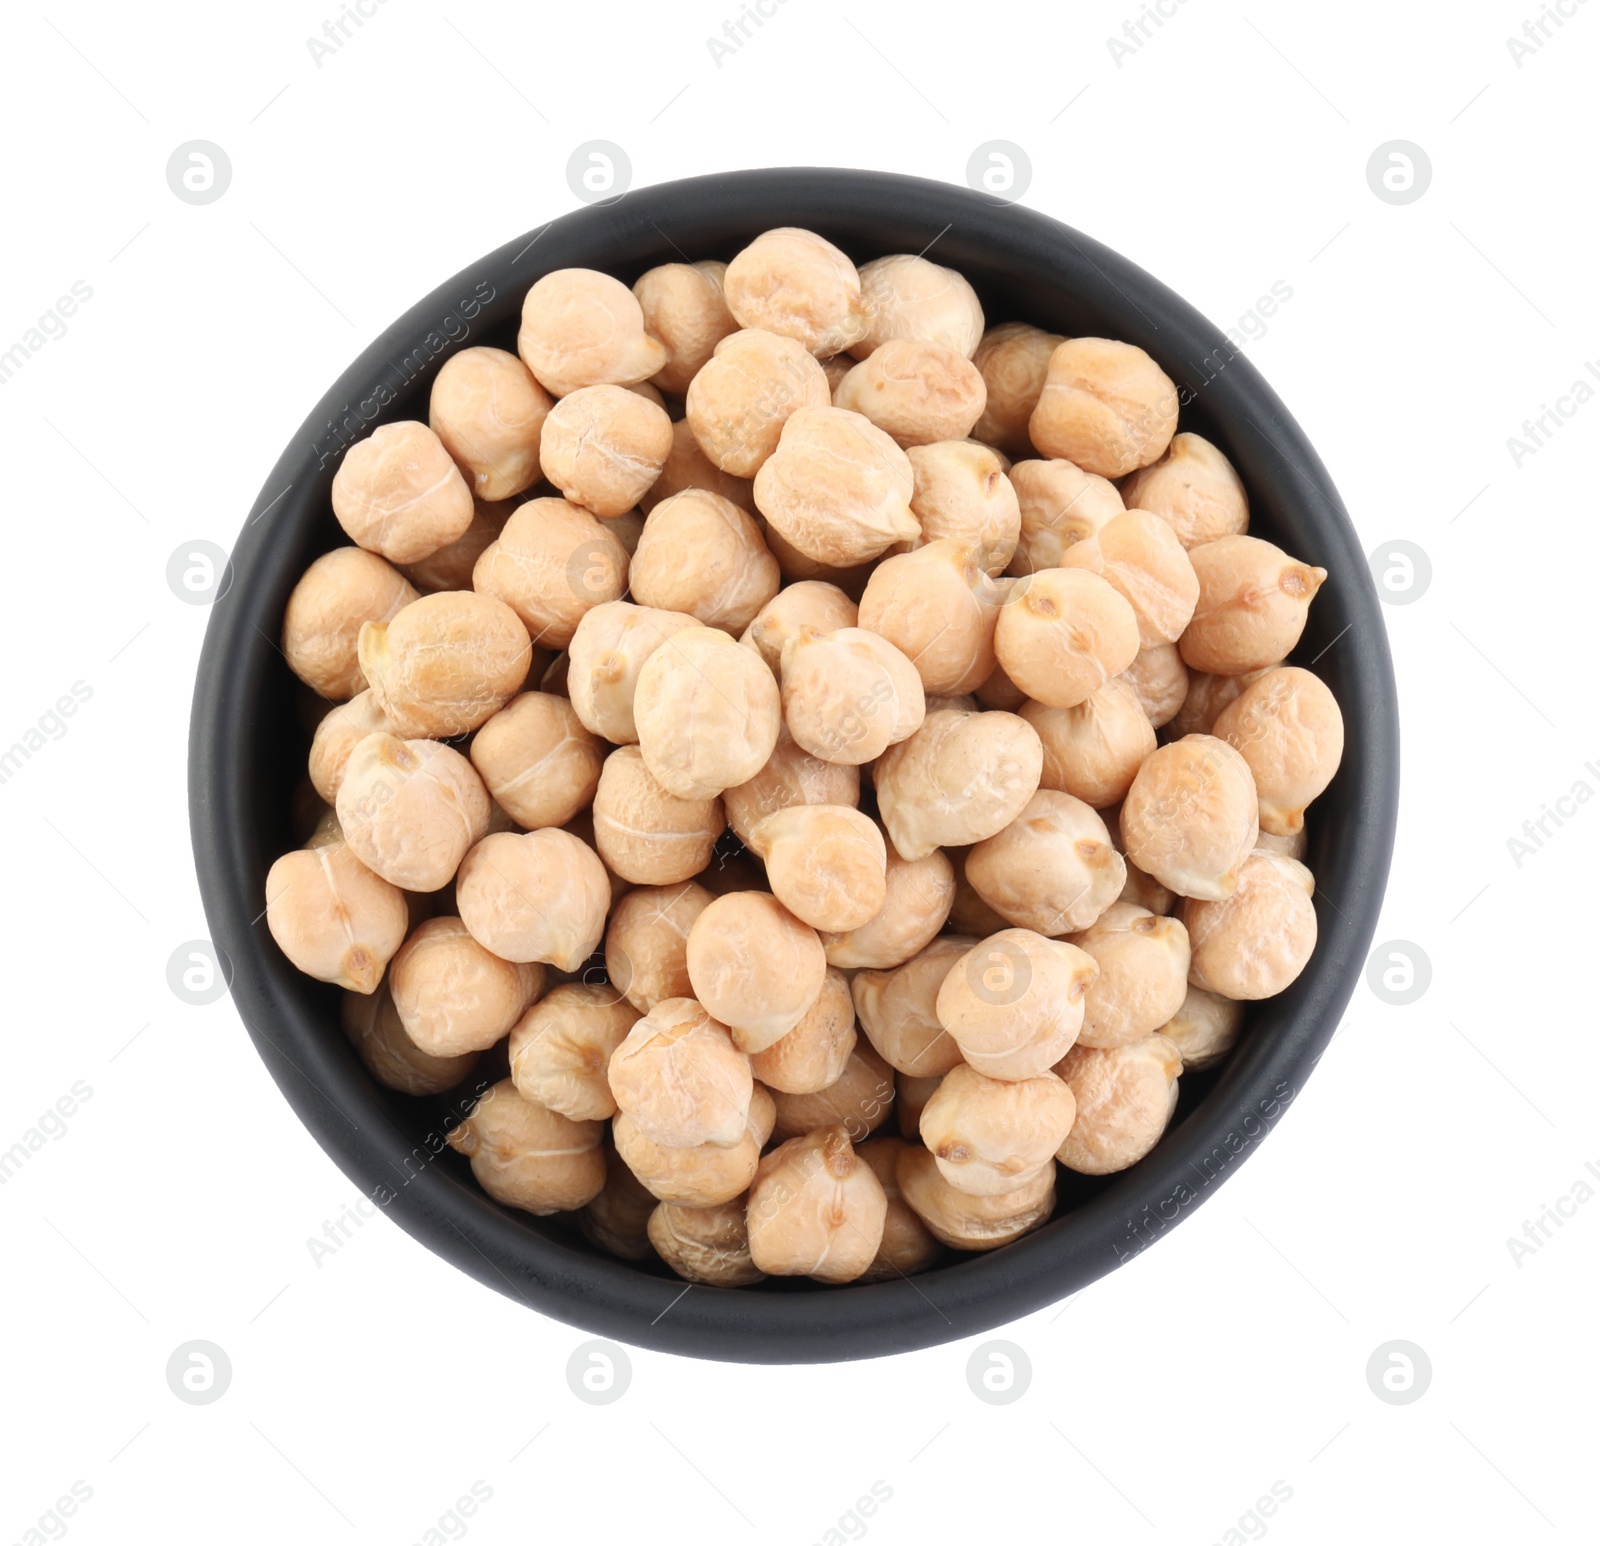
left=2, top=0, right=1596, bottom=1541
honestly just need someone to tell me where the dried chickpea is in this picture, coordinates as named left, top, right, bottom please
left=769, top=1043, right=895, bottom=1144
left=649, top=1198, right=765, bottom=1286
left=920, top=1064, right=1075, bottom=1195
left=581, top=1146, right=660, bottom=1260
left=685, top=891, right=827, bottom=1052
left=640, top=418, right=755, bottom=514
left=1059, top=508, right=1200, bottom=648
left=833, top=339, right=988, bottom=449
left=746, top=804, right=886, bottom=932
left=633, top=260, right=737, bottom=394
left=613, top=1085, right=775, bottom=1207
left=856, top=1136, right=943, bottom=1280
left=399, top=500, right=516, bottom=594
left=508, top=983, right=641, bottom=1120
left=341, top=982, right=479, bottom=1096
left=851, top=254, right=984, bottom=359
left=1028, top=338, right=1179, bottom=478
left=607, top=997, right=752, bottom=1148
left=1256, top=827, right=1308, bottom=860
left=896, top=1145, right=1055, bottom=1251
left=761, top=521, right=876, bottom=595
left=390, top=916, right=543, bottom=1057
left=1160, top=984, right=1244, bottom=1071
left=446, top=1078, right=605, bottom=1214
left=283, top=547, right=419, bottom=700
left=455, top=828, right=610, bottom=970
left=965, top=790, right=1125, bottom=936
left=896, top=1073, right=942, bottom=1138
left=630, top=489, right=780, bottom=633
left=740, top=581, right=858, bottom=674
left=1212, top=666, right=1344, bottom=836
left=538, top=384, right=673, bottom=518
left=994, top=568, right=1140, bottom=709
left=359, top=590, right=531, bottom=738
left=1120, top=735, right=1259, bottom=901
left=858, top=540, right=1007, bottom=696
left=1170, top=665, right=1270, bottom=738
left=1182, top=851, right=1316, bottom=1000
left=604, top=881, right=714, bottom=1013
left=746, top=1126, right=887, bottom=1283
left=748, top=968, right=857, bottom=1094
left=1054, top=1034, right=1182, bottom=1175
left=1120, top=643, right=1188, bottom=729
left=1181, top=536, right=1327, bottom=675
left=685, top=329, right=831, bottom=477
left=429, top=347, right=551, bottom=500
left=820, top=837, right=954, bottom=969
left=591, top=745, right=724, bottom=885
left=780, top=625, right=924, bottom=765
left=332, top=421, right=475, bottom=564
left=903, top=440, right=1020, bottom=575
left=467, top=691, right=604, bottom=832
left=1068, top=902, right=1190, bottom=1048
left=971, top=322, right=1065, bottom=456
left=723, top=726, right=859, bottom=847
left=565, top=600, right=700, bottom=744
left=308, top=690, right=397, bottom=804
left=516, top=268, right=668, bottom=397
left=723, top=228, right=869, bottom=355
left=852, top=937, right=972, bottom=1079
left=1005, top=458, right=1125, bottom=578
left=1022, top=680, right=1155, bottom=809
left=1119, top=431, right=1248, bottom=550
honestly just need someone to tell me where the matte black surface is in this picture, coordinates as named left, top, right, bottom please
left=189, top=168, right=1399, bottom=1364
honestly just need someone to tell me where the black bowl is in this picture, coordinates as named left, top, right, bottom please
left=189, top=168, right=1398, bottom=1363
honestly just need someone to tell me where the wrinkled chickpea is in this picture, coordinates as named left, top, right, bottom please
left=686, top=328, right=832, bottom=477
left=685, top=891, right=827, bottom=1052
left=746, top=804, right=886, bottom=932
left=591, top=745, right=724, bottom=885
left=630, top=489, right=780, bottom=633
left=780, top=625, right=925, bottom=766
left=740, top=580, right=858, bottom=674
left=856, top=1136, right=943, bottom=1281
left=994, top=567, right=1141, bottom=709
left=852, top=937, right=971, bottom=1080
left=508, top=983, right=641, bottom=1120
left=1181, top=536, right=1327, bottom=675
left=566, top=600, right=701, bottom=745
left=581, top=1146, right=660, bottom=1260
left=283, top=547, right=419, bottom=700
left=858, top=540, right=1007, bottom=697
left=640, top=418, right=755, bottom=514
left=833, top=339, right=988, bottom=449
left=390, top=916, right=544, bottom=1057
left=1006, top=458, right=1125, bottom=578
left=614, top=1085, right=776, bottom=1207
left=606, top=996, right=752, bottom=1147
left=266, top=842, right=407, bottom=992
left=633, top=260, right=738, bottom=394
left=1054, top=1034, right=1182, bottom=1175
left=1120, top=643, right=1189, bottom=729
left=308, top=690, right=397, bottom=804
left=1022, top=679, right=1155, bottom=809
left=965, top=790, right=1125, bottom=936
left=332, top=421, right=475, bottom=565
left=516, top=268, right=668, bottom=398
left=446, top=1078, right=606, bottom=1215
left=429, top=347, right=551, bottom=501
left=1120, top=734, right=1259, bottom=901
left=1182, top=851, right=1317, bottom=1000
left=1170, top=665, right=1271, bottom=738
left=920, top=1064, right=1075, bottom=1196
left=468, top=691, right=604, bottom=832
left=971, top=323, right=1064, bottom=456
left=538, top=384, right=674, bottom=518
left=1212, top=666, right=1344, bottom=836
left=341, top=982, right=479, bottom=1096
left=649, top=1198, right=765, bottom=1286
left=896, top=1144, right=1056, bottom=1251
left=1028, top=338, right=1179, bottom=478
left=1160, top=983, right=1244, bottom=1071
left=770, top=1041, right=896, bottom=1145
left=1119, top=431, right=1249, bottom=550
left=747, top=1126, right=887, bottom=1283
left=1059, top=508, right=1199, bottom=648
left=1067, top=902, right=1190, bottom=1048
left=604, top=881, right=714, bottom=1013
left=820, top=836, right=955, bottom=969
left=903, top=440, right=1020, bottom=575
left=723, top=725, right=859, bottom=847
left=400, top=500, right=516, bottom=595
left=748, top=968, right=857, bottom=1094
left=455, top=828, right=610, bottom=969
left=761, top=521, right=877, bottom=595
left=851, top=253, right=984, bottom=358
left=723, top=228, right=869, bottom=355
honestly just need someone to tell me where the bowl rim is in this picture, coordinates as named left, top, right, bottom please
left=189, top=166, right=1398, bottom=1364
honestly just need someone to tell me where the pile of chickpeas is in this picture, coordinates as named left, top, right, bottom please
left=269, top=226, right=1343, bottom=1289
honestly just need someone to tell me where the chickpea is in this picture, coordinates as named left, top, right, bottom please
left=1120, top=643, right=1188, bottom=729
left=1212, top=666, right=1344, bottom=836
left=723, top=228, right=869, bottom=356
left=516, top=268, right=669, bottom=398
left=640, top=418, right=755, bottom=515
left=1028, top=337, right=1179, bottom=478
left=283, top=547, right=419, bottom=700
left=903, top=440, right=1020, bottom=575
left=1066, top=901, right=1190, bottom=1049
left=446, top=1078, right=605, bottom=1214
left=965, top=790, right=1125, bottom=936
left=685, top=891, right=827, bottom=1052
left=858, top=540, right=1007, bottom=697
left=780, top=625, right=925, bottom=765
left=591, top=745, right=724, bottom=885
left=649, top=1198, right=765, bottom=1286
left=1005, top=458, right=1125, bottom=578
left=604, top=881, right=714, bottom=1013
left=934, top=928, right=1097, bottom=1081
left=993, top=568, right=1141, bottom=709
left=971, top=322, right=1065, bottom=456
left=634, top=625, right=781, bottom=799
left=509, top=983, right=641, bottom=1120
left=581, top=1146, right=660, bottom=1260
left=538, top=384, right=674, bottom=518
left=685, top=328, right=832, bottom=477
left=746, top=804, right=886, bottom=932
left=633, top=260, right=738, bottom=394
left=855, top=1136, right=943, bottom=1281
left=630, top=489, right=780, bottom=633
left=400, top=500, right=516, bottom=595
left=761, top=521, right=877, bottom=596
left=1256, top=827, right=1308, bottom=860
left=455, top=828, right=610, bottom=970
left=429, top=347, right=551, bottom=501
left=851, top=254, right=985, bottom=359
left=336, top=733, right=491, bottom=892
left=565, top=600, right=700, bottom=745
left=820, top=837, right=954, bottom=969
left=1120, top=734, right=1259, bottom=901
left=308, top=690, right=397, bottom=804
left=769, top=1043, right=896, bottom=1143
left=1181, top=536, right=1327, bottom=675
left=613, top=1084, right=775, bottom=1206
left=833, top=339, right=988, bottom=448
left=975, top=659, right=1027, bottom=712
left=920, top=1063, right=1075, bottom=1196
left=1054, top=1034, right=1182, bottom=1175
left=464, top=691, right=602, bottom=833
left=359, top=590, right=532, bottom=738
left=607, top=997, right=752, bottom=1148
left=561, top=808, right=633, bottom=912
left=746, top=1126, right=887, bottom=1283
left=722, top=725, right=859, bottom=849
left=1160, top=983, right=1244, bottom=1071
left=341, top=982, right=479, bottom=1096
left=896, top=1144, right=1056, bottom=1251
left=748, top=967, right=857, bottom=1094
left=1119, top=432, right=1249, bottom=550
left=896, top=1073, right=943, bottom=1139
left=331, top=421, right=475, bottom=564
left=873, top=709, right=1043, bottom=861
left=852, top=936, right=972, bottom=1079
left=1182, top=850, right=1316, bottom=1000
left=1170, top=665, right=1271, bottom=738
left=1059, top=508, right=1200, bottom=648
left=740, top=580, right=858, bottom=674
left=1022, top=679, right=1155, bottom=809
left=390, top=916, right=544, bottom=1057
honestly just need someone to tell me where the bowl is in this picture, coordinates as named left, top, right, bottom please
left=189, top=167, right=1398, bottom=1364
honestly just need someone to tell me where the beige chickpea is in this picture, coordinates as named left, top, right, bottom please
left=722, top=726, right=859, bottom=848
left=746, top=805, right=886, bottom=933
left=1028, top=338, right=1179, bottom=478
left=342, top=982, right=480, bottom=1095
left=833, top=339, right=987, bottom=449
left=685, top=891, right=827, bottom=1052
left=467, top=692, right=603, bottom=832
left=1212, top=666, right=1344, bottom=836
left=1101, top=800, right=1176, bottom=916
left=591, top=745, right=724, bottom=885
left=761, top=522, right=877, bottom=596
left=747, top=1126, right=887, bottom=1282
left=332, top=421, right=474, bottom=564
left=649, top=1198, right=765, bottom=1286
left=1121, top=734, right=1259, bottom=901
left=390, top=916, right=543, bottom=1057
left=971, top=322, right=1065, bottom=456
left=1022, top=679, right=1155, bottom=809
left=538, top=384, right=673, bottom=518
left=896, top=1144, right=1056, bottom=1251
left=613, top=1085, right=775, bottom=1207
left=686, top=328, right=832, bottom=477
left=896, top=1073, right=943, bottom=1139
left=446, top=1078, right=605, bottom=1214
left=455, top=828, right=610, bottom=969
left=604, top=881, right=714, bottom=1013
left=1119, top=431, right=1249, bottom=549
left=769, top=1043, right=896, bottom=1144
left=508, top=983, right=641, bottom=1120
left=566, top=600, right=701, bottom=744
left=1160, top=983, right=1245, bottom=1071
left=821, top=838, right=954, bottom=969
left=1054, top=1034, right=1182, bottom=1175
left=966, top=790, right=1124, bottom=935
left=852, top=937, right=971, bottom=1079
left=1120, top=643, right=1188, bottom=729
left=634, top=625, right=781, bottom=800
left=1059, top=508, right=1199, bottom=648
left=516, top=268, right=668, bottom=398
left=748, top=968, right=857, bottom=1094
left=857, top=540, right=1007, bottom=697
left=1005, top=458, right=1125, bottom=579
left=851, top=254, right=984, bottom=359
left=740, top=581, right=858, bottom=674
left=1256, top=827, right=1308, bottom=860
left=1182, top=851, right=1316, bottom=1000
left=935, top=928, right=1097, bottom=1081
left=855, top=1136, right=943, bottom=1280
left=723, top=228, right=869, bottom=355
left=1067, top=902, right=1190, bottom=1048
left=640, top=418, right=755, bottom=515
left=283, top=547, right=419, bottom=700
left=633, top=260, right=738, bottom=394
left=581, top=1146, right=660, bottom=1260
left=1170, top=665, right=1269, bottom=738
left=359, top=590, right=531, bottom=738
left=630, top=489, right=780, bottom=633
left=399, top=500, right=516, bottom=595
left=429, top=347, right=551, bottom=501
left=920, top=1064, right=1075, bottom=1196
left=1181, top=536, right=1327, bottom=675
left=607, top=997, right=752, bottom=1148
left=994, top=568, right=1141, bottom=709
left=903, top=440, right=1020, bottom=576
left=780, top=625, right=924, bottom=765
left=308, top=691, right=397, bottom=804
